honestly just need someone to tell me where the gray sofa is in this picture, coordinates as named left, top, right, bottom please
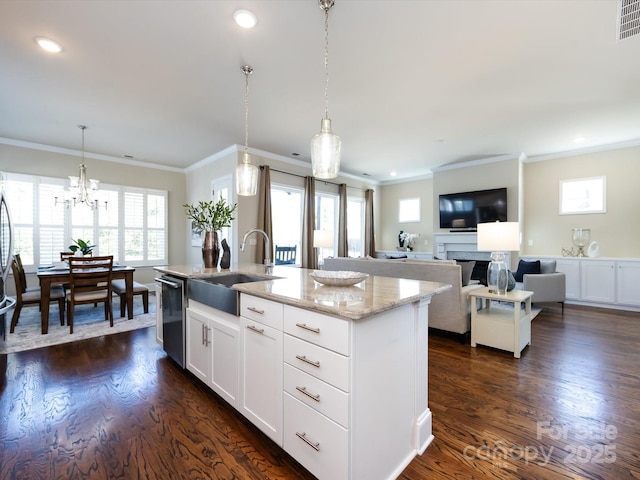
left=323, top=257, right=484, bottom=335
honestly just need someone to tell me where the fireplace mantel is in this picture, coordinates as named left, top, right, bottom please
left=434, top=232, right=511, bottom=265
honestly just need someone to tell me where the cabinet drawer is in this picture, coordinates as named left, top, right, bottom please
left=283, top=393, right=348, bottom=480
left=240, top=294, right=283, bottom=330
left=284, top=363, right=349, bottom=428
left=284, top=335, right=349, bottom=392
left=284, top=305, right=350, bottom=355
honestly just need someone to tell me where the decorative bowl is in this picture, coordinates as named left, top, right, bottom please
left=309, top=270, right=369, bottom=287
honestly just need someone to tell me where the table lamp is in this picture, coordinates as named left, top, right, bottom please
left=477, top=221, right=520, bottom=294
left=313, top=229, right=333, bottom=268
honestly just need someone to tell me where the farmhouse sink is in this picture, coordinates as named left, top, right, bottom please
left=188, top=273, right=271, bottom=315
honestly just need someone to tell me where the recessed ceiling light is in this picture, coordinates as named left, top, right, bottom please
left=573, top=136, right=586, bottom=144
left=233, top=9, right=257, bottom=28
left=390, top=171, right=397, bottom=177
left=35, top=36, right=63, bottom=53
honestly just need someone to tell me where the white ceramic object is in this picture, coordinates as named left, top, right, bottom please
left=587, top=241, right=600, bottom=258
left=309, top=270, right=369, bottom=287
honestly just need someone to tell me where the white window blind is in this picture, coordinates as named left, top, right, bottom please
left=3, top=173, right=167, bottom=269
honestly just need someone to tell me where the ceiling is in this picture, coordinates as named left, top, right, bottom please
left=1, top=0, right=639, bottom=183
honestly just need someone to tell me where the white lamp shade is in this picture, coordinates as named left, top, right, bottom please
left=235, top=154, right=259, bottom=196
left=313, top=229, right=334, bottom=248
left=311, top=118, right=341, bottom=179
left=477, top=221, right=520, bottom=251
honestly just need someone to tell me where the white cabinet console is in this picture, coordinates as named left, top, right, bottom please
left=522, top=256, right=640, bottom=311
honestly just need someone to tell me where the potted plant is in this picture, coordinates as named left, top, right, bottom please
left=68, top=238, right=96, bottom=256
left=184, top=198, right=237, bottom=268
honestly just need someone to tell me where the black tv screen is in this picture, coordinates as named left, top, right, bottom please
left=439, top=188, right=507, bottom=230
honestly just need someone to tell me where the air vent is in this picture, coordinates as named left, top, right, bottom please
left=618, top=0, right=640, bottom=40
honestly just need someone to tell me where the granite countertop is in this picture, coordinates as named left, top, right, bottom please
left=154, top=264, right=451, bottom=320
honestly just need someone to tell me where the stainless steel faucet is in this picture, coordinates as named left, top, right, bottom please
left=240, top=228, right=273, bottom=270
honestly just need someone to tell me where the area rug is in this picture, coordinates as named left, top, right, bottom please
left=1, top=295, right=156, bottom=354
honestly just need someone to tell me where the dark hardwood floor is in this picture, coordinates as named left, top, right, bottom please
left=1, top=304, right=638, bottom=479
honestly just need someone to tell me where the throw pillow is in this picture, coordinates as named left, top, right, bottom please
left=457, top=260, right=476, bottom=286
left=514, top=259, right=540, bottom=282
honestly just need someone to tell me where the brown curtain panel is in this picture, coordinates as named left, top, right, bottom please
left=364, top=188, right=376, bottom=257
left=302, top=176, right=317, bottom=269
left=338, top=183, right=348, bottom=257
left=256, top=166, right=273, bottom=264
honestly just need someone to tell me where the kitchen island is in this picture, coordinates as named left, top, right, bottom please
left=154, top=264, right=449, bottom=480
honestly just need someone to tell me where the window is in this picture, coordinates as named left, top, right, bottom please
left=559, top=176, right=606, bottom=214
left=270, top=183, right=366, bottom=262
left=399, top=197, right=421, bottom=223
left=3, top=173, right=167, bottom=268
left=271, top=185, right=303, bottom=265
left=347, top=198, right=365, bottom=257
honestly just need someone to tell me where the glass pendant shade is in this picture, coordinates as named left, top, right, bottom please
left=311, top=118, right=341, bottom=179
left=236, top=153, right=259, bottom=196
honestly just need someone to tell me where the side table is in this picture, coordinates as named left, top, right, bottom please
left=470, top=287, right=534, bottom=358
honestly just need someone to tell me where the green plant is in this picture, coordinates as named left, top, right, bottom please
left=184, top=198, right=237, bottom=232
left=68, top=238, right=96, bottom=255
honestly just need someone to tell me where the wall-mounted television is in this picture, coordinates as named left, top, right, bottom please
left=439, top=187, right=507, bottom=231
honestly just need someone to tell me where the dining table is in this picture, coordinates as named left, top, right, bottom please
left=37, top=264, right=136, bottom=334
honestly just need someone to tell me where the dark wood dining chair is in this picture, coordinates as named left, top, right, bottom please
left=60, top=251, right=74, bottom=262
left=10, top=257, right=65, bottom=333
left=275, top=245, right=297, bottom=265
left=66, top=255, right=114, bottom=334
left=14, top=253, right=39, bottom=292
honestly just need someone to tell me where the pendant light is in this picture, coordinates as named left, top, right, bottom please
left=310, top=0, right=341, bottom=179
left=236, top=65, right=259, bottom=196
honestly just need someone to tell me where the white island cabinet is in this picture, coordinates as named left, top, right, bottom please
left=186, top=300, right=240, bottom=408
left=238, top=293, right=433, bottom=480
left=154, top=264, right=447, bottom=480
left=239, top=295, right=283, bottom=446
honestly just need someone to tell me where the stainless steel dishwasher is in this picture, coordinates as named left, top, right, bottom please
left=156, top=275, right=187, bottom=367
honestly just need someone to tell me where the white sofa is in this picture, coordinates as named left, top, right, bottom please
left=323, top=257, right=484, bottom=336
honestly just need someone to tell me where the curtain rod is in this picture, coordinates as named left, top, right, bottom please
left=260, top=165, right=367, bottom=190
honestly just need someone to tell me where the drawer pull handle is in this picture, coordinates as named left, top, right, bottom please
left=295, top=323, right=320, bottom=334
left=247, top=306, right=264, bottom=314
left=296, top=432, right=320, bottom=451
left=295, top=355, right=320, bottom=368
left=246, top=324, right=265, bottom=334
left=296, top=385, right=321, bottom=402
left=202, top=323, right=206, bottom=345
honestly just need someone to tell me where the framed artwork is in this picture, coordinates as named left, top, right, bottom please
left=559, top=176, right=606, bottom=215
left=399, top=197, right=421, bottom=223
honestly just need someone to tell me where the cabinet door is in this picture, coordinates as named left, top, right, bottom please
left=555, top=259, right=580, bottom=301
left=186, top=308, right=210, bottom=383
left=210, top=317, right=240, bottom=408
left=617, top=261, right=640, bottom=307
left=581, top=261, right=616, bottom=303
left=155, top=283, right=163, bottom=345
left=241, top=316, right=283, bottom=446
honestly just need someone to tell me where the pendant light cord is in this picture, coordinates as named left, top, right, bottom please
left=241, top=65, right=253, bottom=157
left=323, top=6, right=330, bottom=120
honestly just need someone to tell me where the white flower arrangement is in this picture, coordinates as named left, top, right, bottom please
left=400, top=231, right=420, bottom=250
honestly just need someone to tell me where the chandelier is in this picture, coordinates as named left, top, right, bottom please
left=310, top=0, right=341, bottom=179
left=56, top=125, right=106, bottom=209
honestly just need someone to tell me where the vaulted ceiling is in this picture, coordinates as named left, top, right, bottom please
left=1, top=0, right=639, bottom=182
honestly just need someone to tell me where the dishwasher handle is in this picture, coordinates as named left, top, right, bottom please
left=155, top=277, right=182, bottom=289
